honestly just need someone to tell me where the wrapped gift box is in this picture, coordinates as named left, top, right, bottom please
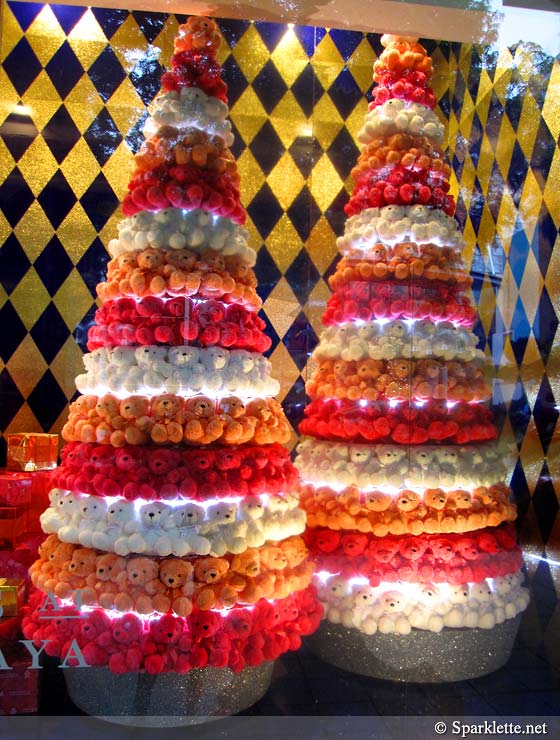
left=0, top=649, right=38, bottom=715
left=0, top=473, right=33, bottom=506
left=6, top=434, right=58, bottom=472
left=0, top=506, right=26, bottom=549
left=0, top=578, right=26, bottom=618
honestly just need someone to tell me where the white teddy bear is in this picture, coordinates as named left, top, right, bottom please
left=374, top=591, right=412, bottom=634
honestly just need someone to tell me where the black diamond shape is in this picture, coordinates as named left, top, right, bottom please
left=221, top=55, right=247, bottom=109
left=507, top=140, right=529, bottom=209
left=510, top=458, right=530, bottom=519
left=0, top=368, right=25, bottom=430
left=80, top=172, right=118, bottom=232
left=0, top=111, right=38, bottom=161
left=130, top=48, right=164, bottom=107
left=510, top=297, right=531, bottom=367
left=283, top=376, right=306, bottom=434
left=45, top=41, right=85, bottom=100
left=50, top=5, right=86, bottom=34
left=257, top=309, right=280, bottom=361
left=0, top=301, right=27, bottom=363
left=294, top=26, right=325, bottom=57
left=38, top=171, right=77, bottom=230
left=10, top=2, right=43, bottom=31
left=91, top=7, right=128, bottom=40
left=0, top=167, right=34, bottom=228
left=0, top=234, right=31, bottom=294
left=532, top=462, right=558, bottom=545
left=488, top=238, right=506, bottom=280
left=467, top=47, right=483, bottom=99
left=532, top=205, right=555, bottom=278
left=533, top=375, right=558, bottom=455
left=365, top=33, right=384, bottom=58
left=252, top=60, right=288, bottom=115
left=329, top=29, right=363, bottom=62
left=73, top=302, right=97, bottom=354
left=471, top=318, right=486, bottom=353
left=323, top=254, right=340, bottom=284
left=42, top=105, right=81, bottom=164
left=533, top=286, right=558, bottom=365
left=287, top=186, right=321, bottom=243
left=438, top=92, right=451, bottom=120
left=217, top=19, right=251, bottom=49
left=508, top=379, right=531, bottom=448
left=283, top=311, right=317, bottom=372
left=470, top=274, right=483, bottom=306
left=2, top=37, right=42, bottom=97
left=285, top=248, right=320, bottom=306
left=504, top=70, right=525, bottom=131
left=248, top=120, right=283, bottom=176
left=76, top=237, right=110, bottom=297
left=289, top=135, right=322, bottom=180
left=328, top=126, right=359, bottom=181
left=88, top=47, right=126, bottom=104
left=30, top=302, right=70, bottom=365
left=34, top=236, right=74, bottom=297
left=454, top=192, right=467, bottom=229
left=324, top=189, right=348, bottom=236
left=247, top=183, right=283, bottom=240
left=27, top=369, right=69, bottom=431
left=468, top=111, right=483, bottom=168
left=124, top=110, right=148, bottom=154
left=488, top=306, right=506, bottom=370
left=488, top=378, right=506, bottom=437
left=328, top=67, right=362, bottom=119
left=467, top=183, right=484, bottom=234
left=253, top=21, right=286, bottom=53
left=485, top=91, right=504, bottom=150
left=531, top=118, right=555, bottom=175
left=132, top=11, right=165, bottom=44
left=509, top=218, right=530, bottom=288
left=292, top=65, right=322, bottom=118
left=451, top=70, right=466, bottom=118
left=254, top=245, right=281, bottom=303
left=229, top=118, right=245, bottom=159
left=84, top=108, right=122, bottom=167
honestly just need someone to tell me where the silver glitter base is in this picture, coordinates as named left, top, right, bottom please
left=64, top=663, right=274, bottom=726
left=306, top=616, right=521, bottom=683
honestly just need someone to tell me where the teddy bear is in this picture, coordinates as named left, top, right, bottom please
left=155, top=558, right=194, bottom=616
left=115, top=556, right=164, bottom=613
left=107, top=396, right=151, bottom=446
left=217, top=396, right=255, bottom=444
left=183, top=395, right=223, bottom=443
left=40, top=540, right=77, bottom=594
left=373, top=591, right=412, bottom=634
left=93, top=553, right=128, bottom=609
left=149, top=393, right=185, bottom=444
left=193, top=557, right=238, bottom=610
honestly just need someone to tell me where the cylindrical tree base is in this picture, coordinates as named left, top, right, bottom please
left=306, top=617, right=521, bottom=683
left=64, top=662, right=274, bottom=726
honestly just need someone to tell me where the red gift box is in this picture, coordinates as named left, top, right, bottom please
left=0, top=650, right=38, bottom=715
left=0, top=507, right=26, bottom=549
left=0, top=473, right=33, bottom=507
left=7, top=433, right=58, bottom=472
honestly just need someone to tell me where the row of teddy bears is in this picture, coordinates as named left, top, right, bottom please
left=22, top=586, right=322, bottom=675
left=31, top=534, right=312, bottom=615
left=305, top=357, right=489, bottom=403
left=97, top=247, right=259, bottom=308
left=300, top=482, right=516, bottom=535
left=328, top=245, right=469, bottom=284
left=318, top=573, right=528, bottom=634
left=62, top=393, right=290, bottom=447
left=88, top=297, right=271, bottom=353
left=323, top=285, right=477, bottom=327
left=300, top=397, right=497, bottom=445
left=52, top=441, right=296, bottom=500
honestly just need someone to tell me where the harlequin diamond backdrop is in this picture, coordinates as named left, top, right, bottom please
left=0, top=2, right=558, bottom=557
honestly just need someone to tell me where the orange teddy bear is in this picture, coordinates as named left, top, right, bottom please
left=193, top=557, right=238, bottom=610
left=154, top=559, right=194, bottom=616
left=183, top=396, right=223, bottom=444
left=109, top=396, right=151, bottom=447
left=150, top=394, right=185, bottom=444
left=218, top=396, right=255, bottom=444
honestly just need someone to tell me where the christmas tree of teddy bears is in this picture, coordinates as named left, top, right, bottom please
left=22, top=16, right=321, bottom=677
left=296, top=35, right=528, bottom=663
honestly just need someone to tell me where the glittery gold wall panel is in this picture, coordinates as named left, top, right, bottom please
left=0, top=3, right=558, bottom=552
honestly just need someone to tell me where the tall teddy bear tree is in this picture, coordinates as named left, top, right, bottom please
left=22, top=17, right=321, bottom=682
left=297, top=35, right=528, bottom=680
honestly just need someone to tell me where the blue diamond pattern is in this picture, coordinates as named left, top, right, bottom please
left=8, top=1, right=43, bottom=31
left=0, top=234, right=31, bottom=294
left=532, top=206, right=555, bottom=278
left=249, top=120, right=284, bottom=176
left=0, top=111, right=38, bottom=161
left=287, top=186, right=321, bottom=242
left=30, top=303, right=70, bottom=364
left=283, top=376, right=307, bottom=435
left=88, top=47, right=126, bottom=103
left=38, top=171, right=77, bottom=229
left=45, top=41, right=85, bottom=99
left=80, top=172, right=119, bottom=232
left=254, top=245, right=281, bottom=303
left=42, top=105, right=81, bottom=164
left=220, top=55, right=247, bottom=109
left=508, top=140, right=529, bottom=208
left=283, top=311, right=317, bottom=371
left=533, top=375, right=558, bottom=455
left=510, top=458, right=530, bottom=518
left=254, top=22, right=286, bottom=53
left=2, top=37, right=42, bottom=97
left=510, top=296, right=531, bottom=367
left=252, top=59, right=288, bottom=115
left=84, top=109, right=121, bottom=167
left=285, top=249, right=321, bottom=306
left=328, top=127, right=359, bottom=181
left=130, top=48, right=163, bottom=106
left=294, top=26, right=325, bottom=57
left=34, top=236, right=74, bottom=297
left=247, top=183, right=283, bottom=240
left=90, top=7, right=128, bottom=40
left=76, top=237, right=110, bottom=296
left=50, top=5, right=86, bottom=35
left=132, top=11, right=165, bottom=44
left=508, top=379, right=531, bottom=448
left=0, top=302, right=27, bottom=363
left=532, top=461, right=558, bottom=545
left=292, top=65, right=323, bottom=119
left=533, top=286, right=558, bottom=364
left=509, top=221, right=531, bottom=288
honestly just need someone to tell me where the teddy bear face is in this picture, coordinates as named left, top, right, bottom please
left=413, top=449, right=433, bottom=467
left=115, top=448, right=139, bottom=471
left=190, top=611, right=223, bottom=638
left=239, top=497, right=264, bottom=521
left=138, top=248, right=164, bottom=270
left=140, top=502, right=172, bottom=527
left=120, top=396, right=150, bottom=420
left=470, top=582, right=492, bottom=602
left=150, top=614, right=183, bottom=644
left=168, top=346, right=200, bottom=366
left=385, top=320, right=408, bottom=339
left=168, top=250, right=196, bottom=271
left=350, top=447, right=371, bottom=465
left=396, top=491, right=422, bottom=512
left=185, top=396, right=215, bottom=418
left=449, top=584, right=470, bottom=604
left=95, top=394, right=121, bottom=420
left=55, top=492, right=79, bottom=517
left=376, top=448, right=405, bottom=466
left=194, top=557, right=229, bottom=583
left=96, top=553, right=126, bottom=581
left=205, top=347, right=229, bottom=370
left=215, top=449, right=240, bottom=470
left=116, top=253, right=137, bottom=271
left=424, top=489, right=448, bottom=510
left=231, top=552, right=260, bottom=577
left=394, top=243, right=416, bottom=260
left=159, top=559, right=193, bottom=588
left=354, top=586, right=377, bottom=607
left=148, top=449, right=181, bottom=475
left=126, top=557, right=159, bottom=584
left=113, top=613, right=143, bottom=644
left=364, top=491, right=392, bottom=512
left=198, top=301, right=225, bottom=323
left=68, top=548, right=97, bottom=577
left=369, top=244, right=387, bottom=262
left=380, top=591, right=407, bottom=613
left=325, top=576, right=348, bottom=600
left=370, top=541, right=399, bottom=563
left=174, top=503, right=205, bottom=527
left=261, top=547, right=288, bottom=570
left=315, top=531, right=341, bottom=552
left=81, top=497, right=108, bottom=520
left=431, top=538, right=455, bottom=562
left=387, top=359, right=411, bottom=380
left=219, top=396, right=245, bottom=417
left=435, top=449, right=458, bottom=466
left=152, top=394, right=183, bottom=419
left=455, top=539, right=478, bottom=560
left=399, top=538, right=428, bottom=561
left=419, top=583, right=440, bottom=605
left=448, top=491, right=472, bottom=509
left=107, top=501, right=135, bottom=526
left=342, top=534, right=368, bottom=557
left=205, top=502, right=237, bottom=526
